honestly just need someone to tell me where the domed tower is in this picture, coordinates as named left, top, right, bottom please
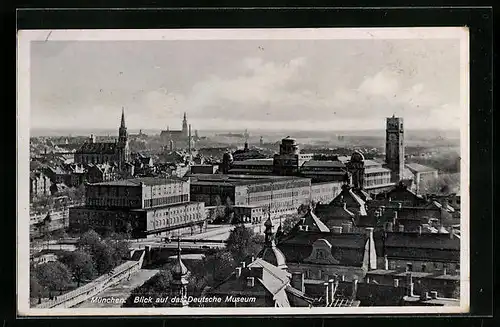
left=346, top=150, right=365, bottom=189
left=257, top=217, right=288, bottom=271
left=117, top=108, right=130, bottom=170
left=170, top=239, right=190, bottom=307
left=221, top=152, right=233, bottom=174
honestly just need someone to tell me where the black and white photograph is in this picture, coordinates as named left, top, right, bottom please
left=17, top=27, right=469, bottom=315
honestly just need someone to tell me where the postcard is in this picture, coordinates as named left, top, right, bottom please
left=17, top=27, right=469, bottom=316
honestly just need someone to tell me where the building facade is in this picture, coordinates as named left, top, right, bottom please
left=160, top=113, right=193, bottom=150
left=69, top=177, right=206, bottom=238
left=385, top=116, right=405, bottom=183
left=74, top=109, right=130, bottom=169
left=30, top=171, right=51, bottom=198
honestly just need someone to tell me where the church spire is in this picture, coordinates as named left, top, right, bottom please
left=120, top=107, right=126, bottom=128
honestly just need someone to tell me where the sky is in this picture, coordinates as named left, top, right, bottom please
left=30, top=35, right=463, bottom=132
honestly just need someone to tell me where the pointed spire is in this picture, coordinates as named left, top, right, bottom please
left=120, top=107, right=126, bottom=128
left=183, top=112, right=187, bottom=121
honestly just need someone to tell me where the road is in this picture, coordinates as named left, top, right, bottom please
left=73, top=269, right=160, bottom=308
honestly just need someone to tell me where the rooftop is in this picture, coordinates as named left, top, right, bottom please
left=190, top=174, right=310, bottom=186
left=90, top=176, right=186, bottom=187
left=231, top=158, right=274, bottom=166
left=405, top=163, right=438, bottom=173
left=301, top=160, right=346, bottom=168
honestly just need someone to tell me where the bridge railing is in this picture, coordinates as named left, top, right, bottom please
left=35, top=251, right=145, bottom=309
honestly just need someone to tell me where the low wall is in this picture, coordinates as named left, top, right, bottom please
left=35, top=250, right=145, bottom=309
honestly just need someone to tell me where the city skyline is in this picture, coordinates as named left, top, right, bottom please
left=30, top=29, right=464, bottom=132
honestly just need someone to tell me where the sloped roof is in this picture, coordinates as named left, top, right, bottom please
left=385, top=232, right=459, bottom=250
left=405, top=163, right=437, bottom=173
left=295, top=209, right=331, bottom=233
left=77, top=142, right=118, bottom=154
left=302, top=160, right=346, bottom=168
left=232, top=158, right=274, bottom=166
left=278, top=230, right=368, bottom=267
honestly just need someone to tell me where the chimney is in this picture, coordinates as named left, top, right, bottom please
left=393, top=278, right=399, bottom=288
left=393, top=211, right=398, bottom=220
left=235, top=267, right=242, bottom=278
left=351, top=279, right=358, bottom=300
left=418, top=226, right=422, bottom=235
left=449, top=227, right=454, bottom=239
left=406, top=273, right=414, bottom=296
left=398, top=224, right=405, bottom=232
left=385, top=222, right=393, bottom=232
left=420, top=291, right=430, bottom=301
left=340, top=275, right=345, bottom=282
left=365, top=227, right=374, bottom=239
left=366, top=276, right=371, bottom=284
left=328, top=279, right=335, bottom=304
left=342, top=222, right=352, bottom=233
left=430, top=291, right=438, bottom=299
left=332, top=226, right=342, bottom=234
left=324, top=282, right=330, bottom=306
left=241, top=262, right=246, bottom=268
left=251, top=255, right=255, bottom=262
left=291, top=272, right=305, bottom=293
left=246, top=277, right=255, bottom=287
left=384, top=255, right=389, bottom=270
left=342, top=201, right=347, bottom=210
left=443, top=267, right=447, bottom=276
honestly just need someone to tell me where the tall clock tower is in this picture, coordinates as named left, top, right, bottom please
left=385, top=115, right=405, bottom=183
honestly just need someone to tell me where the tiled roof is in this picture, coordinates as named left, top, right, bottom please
left=365, top=166, right=392, bottom=174
left=278, top=232, right=367, bottom=266
left=405, top=163, right=437, bottom=173
left=232, top=159, right=274, bottom=166
left=385, top=232, right=460, bottom=250
left=90, top=176, right=185, bottom=187
left=77, top=142, right=119, bottom=154
left=294, top=209, right=331, bottom=233
left=301, top=160, right=346, bottom=168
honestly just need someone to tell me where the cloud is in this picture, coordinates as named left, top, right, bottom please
left=358, top=70, right=400, bottom=97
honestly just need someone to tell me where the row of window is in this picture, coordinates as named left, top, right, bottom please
left=364, top=178, right=391, bottom=187
left=87, top=198, right=141, bottom=208
left=144, top=194, right=189, bottom=208
left=152, top=214, right=203, bottom=229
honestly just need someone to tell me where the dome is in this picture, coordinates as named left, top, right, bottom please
left=171, top=258, right=189, bottom=278
left=350, top=151, right=365, bottom=162
left=257, top=241, right=288, bottom=270
left=222, top=152, right=233, bottom=162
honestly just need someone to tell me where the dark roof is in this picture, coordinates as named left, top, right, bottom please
left=190, top=174, right=310, bottom=187
left=301, top=160, right=345, bottom=168
left=405, top=163, right=437, bottom=173
left=232, top=159, right=274, bottom=166
left=77, top=142, right=119, bottom=154
left=90, top=176, right=185, bottom=187
left=278, top=232, right=367, bottom=266
left=385, top=232, right=460, bottom=250
left=384, top=232, right=460, bottom=262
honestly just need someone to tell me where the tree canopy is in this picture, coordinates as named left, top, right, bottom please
left=59, top=250, right=96, bottom=287
left=33, top=261, right=72, bottom=295
left=226, top=224, right=264, bottom=263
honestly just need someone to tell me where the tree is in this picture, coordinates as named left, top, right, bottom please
left=76, top=230, right=102, bottom=253
left=226, top=224, right=263, bottom=263
left=92, top=241, right=116, bottom=275
left=108, top=239, right=131, bottom=263
left=59, top=250, right=96, bottom=287
left=34, top=261, right=72, bottom=297
left=124, top=269, right=173, bottom=307
left=204, top=249, right=236, bottom=283
left=30, top=274, right=43, bottom=300
left=281, top=214, right=302, bottom=236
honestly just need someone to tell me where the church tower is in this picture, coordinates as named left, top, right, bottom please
left=117, top=108, right=130, bottom=170
left=385, top=115, right=405, bottom=183
left=170, top=239, right=190, bottom=307
left=182, top=112, right=188, bottom=138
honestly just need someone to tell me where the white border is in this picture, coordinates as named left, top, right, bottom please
left=17, top=27, right=470, bottom=316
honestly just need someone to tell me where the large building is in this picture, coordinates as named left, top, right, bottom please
left=160, top=113, right=193, bottom=150
left=69, top=177, right=206, bottom=238
left=219, top=117, right=438, bottom=196
left=189, top=174, right=343, bottom=221
left=74, top=109, right=130, bottom=170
